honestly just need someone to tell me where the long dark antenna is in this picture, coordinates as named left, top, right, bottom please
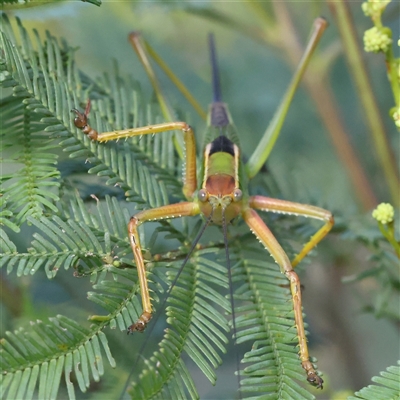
left=209, top=34, right=229, bottom=129
left=209, top=33, right=222, bottom=103
left=222, top=210, right=242, bottom=398
left=119, top=212, right=215, bottom=399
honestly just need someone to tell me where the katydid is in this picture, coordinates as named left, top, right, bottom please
left=72, top=19, right=332, bottom=390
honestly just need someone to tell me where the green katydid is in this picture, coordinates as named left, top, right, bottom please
left=72, top=18, right=332, bottom=389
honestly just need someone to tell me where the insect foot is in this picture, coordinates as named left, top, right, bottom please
left=127, top=312, right=152, bottom=334
left=307, top=372, right=323, bottom=389
left=302, top=360, right=323, bottom=389
left=71, top=99, right=99, bottom=140
left=71, top=108, right=88, bottom=129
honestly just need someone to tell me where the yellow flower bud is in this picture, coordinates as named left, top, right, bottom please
left=372, top=203, right=395, bottom=224
left=364, top=27, right=392, bottom=53
left=361, top=0, right=391, bottom=17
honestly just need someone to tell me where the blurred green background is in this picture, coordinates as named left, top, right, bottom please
left=1, top=1, right=399, bottom=399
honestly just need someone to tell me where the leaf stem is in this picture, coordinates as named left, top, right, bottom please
left=377, top=221, right=400, bottom=259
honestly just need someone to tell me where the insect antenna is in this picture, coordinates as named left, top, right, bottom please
left=222, top=209, right=242, bottom=398
left=120, top=211, right=215, bottom=399
left=209, top=33, right=222, bottom=103
left=209, top=33, right=230, bottom=130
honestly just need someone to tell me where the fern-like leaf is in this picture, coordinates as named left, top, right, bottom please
left=0, top=0, right=101, bottom=10
left=233, top=242, right=316, bottom=400
left=0, top=13, right=178, bottom=229
left=129, top=248, right=231, bottom=399
left=0, top=316, right=115, bottom=400
left=0, top=91, right=60, bottom=224
left=0, top=196, right=20, bottom=233
left=348, top=361, right=400, bottom=400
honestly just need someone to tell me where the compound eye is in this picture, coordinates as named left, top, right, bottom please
left=233, top=189, right=243, bottom=202
left=198, top=189, right=208, bottom=202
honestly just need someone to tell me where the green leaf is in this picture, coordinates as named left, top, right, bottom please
left=0, top=0, right=101, bottom=11
left=348, top=361, right=400, bottom=400
left=0, top=316, right=114, bottom=399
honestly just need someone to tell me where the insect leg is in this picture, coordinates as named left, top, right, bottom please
left=242, top=207, right=323, bottom=389
left=128, top=201, right=200, bottom=333
left=249, top=195, right=334, bottom=267
left=72, top=109, right=198, bottom=200
left=128, top=32, right=207, bottom=120
left=246, top=18, right=328, bottom=179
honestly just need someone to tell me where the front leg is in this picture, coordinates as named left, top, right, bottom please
left=72, top=101, right=201, bottom=332
left=249, top=196, right=334, bottom=267
left=127, top=202, right=200, bottom=333
left=242, top=207, right=324, bottom=388
left=72, top=100, right=198, bottom=200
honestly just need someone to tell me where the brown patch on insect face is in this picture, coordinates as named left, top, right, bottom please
left=205, top=174, right=235, bottom=197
